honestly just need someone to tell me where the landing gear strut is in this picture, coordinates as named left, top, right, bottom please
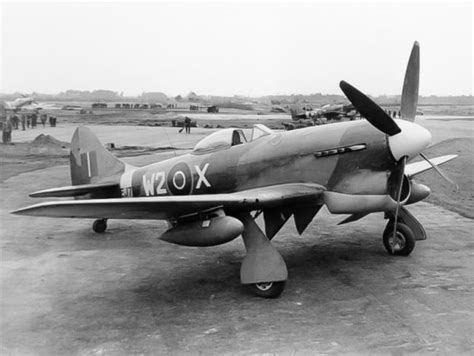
left=93, top=219, right=107, bottom=233
left=239, top=213, right=288, bottom=298
left=383, top=221, right=415, bottom=256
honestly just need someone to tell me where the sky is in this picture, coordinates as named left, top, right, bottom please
left=1, top=1, right=472, bottom=97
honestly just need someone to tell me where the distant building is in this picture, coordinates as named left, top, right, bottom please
left=91, top=103, right=107, bottom=108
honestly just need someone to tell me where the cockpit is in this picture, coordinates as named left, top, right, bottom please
left=192, top=124, right=274, bottom=154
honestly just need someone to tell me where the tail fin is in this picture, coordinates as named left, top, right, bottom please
left=289, top=105, right=302, bottom=121
left=70, top=126, right=126, bottom=185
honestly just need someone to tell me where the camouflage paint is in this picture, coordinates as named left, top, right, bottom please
left=122, top=120, right=394, bottom=199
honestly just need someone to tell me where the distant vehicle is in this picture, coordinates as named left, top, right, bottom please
left=207, top=105, right=219, bottom=113
left=91, top=103, right=107, bottom=109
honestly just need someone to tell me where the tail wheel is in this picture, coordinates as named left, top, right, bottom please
left=93, top=219, right=107, bottom=233
left=383, top=222, right=415, bottom=256
left=251, top=281, right=286, bottom=298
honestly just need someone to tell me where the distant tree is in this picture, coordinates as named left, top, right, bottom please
left=175, top=95, right=183, bottom=101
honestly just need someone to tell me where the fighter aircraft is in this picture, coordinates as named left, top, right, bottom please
left=290, top=103, right=357, bottom=121
left=2, top=95, right=37, bottom=111
left=13, top=42, right=457, bottom=298
left=2, top=95, right=60, bottom=112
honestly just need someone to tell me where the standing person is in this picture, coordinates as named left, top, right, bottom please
left=184, top=116, right=191, bottom=134
left=11, top=114, right=19, bottom=129
left=40, top=113, right=47, bottom=128
left=2, top=118, right=13, bottom=144
left=21, top=114, right=26, bottom=131
left=26, top=114, right=31, bottom=129
left=31, top=112, right=38, bottom=128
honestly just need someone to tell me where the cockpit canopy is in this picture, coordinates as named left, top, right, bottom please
left=192, top=124, right=274, bottom=154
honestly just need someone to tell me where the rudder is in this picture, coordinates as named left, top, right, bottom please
left=70, top=127, right=126, bottom=185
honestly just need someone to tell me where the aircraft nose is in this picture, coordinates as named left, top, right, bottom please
left=388, top=120, right=432, bottom=161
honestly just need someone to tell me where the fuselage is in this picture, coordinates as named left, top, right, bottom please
left=119, top=120, right=395, bottom=198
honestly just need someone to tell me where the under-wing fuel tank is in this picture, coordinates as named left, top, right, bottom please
left=159, top=215, right=244, bottom=247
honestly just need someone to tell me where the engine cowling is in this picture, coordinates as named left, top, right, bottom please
left=159, top=215, right=244, bottom=247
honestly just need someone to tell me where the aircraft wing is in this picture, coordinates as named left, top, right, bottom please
left=12, top=183, right=325, bottom=220
left=405, top=155, right=457, bottom=177
left=29, top=182, right=120, bottom=197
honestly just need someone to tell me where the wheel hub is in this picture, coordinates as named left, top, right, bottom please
left=255, top=282, right=273, bottom=291
left=389, top=231, right=406, bottom=252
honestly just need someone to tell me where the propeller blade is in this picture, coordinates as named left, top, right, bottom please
left=401, top=42, right=420, bottom=122
left=419, top=152, right=458, bottom=188
left=391, top=156, right=407, bottom=253
left=340, top=81, right=401, bottom=136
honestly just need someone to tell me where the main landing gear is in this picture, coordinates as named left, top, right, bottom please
left=383, top=222, right=415, bottom=256
left=382, top=207, right=426, bottom=256
left=239, top=213, right=288, bottom=298
left=92, top=218, right=108, bottom=233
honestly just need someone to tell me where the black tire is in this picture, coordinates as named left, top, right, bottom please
left=93, top=219, right=107, bottom=233
left=383, top=222, right=415, bottom=256
left=250, top=281, right=286, bottom=298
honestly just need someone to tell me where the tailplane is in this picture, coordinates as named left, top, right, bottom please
left=70, top=126, right=126, bottom=185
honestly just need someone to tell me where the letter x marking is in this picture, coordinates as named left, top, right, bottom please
left=195, top=163, right=211, bottom=189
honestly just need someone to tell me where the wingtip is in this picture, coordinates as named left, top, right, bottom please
left=10, top=207, right=26, bottom=215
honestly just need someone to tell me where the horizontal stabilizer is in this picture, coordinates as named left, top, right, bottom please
left=405, top=154, right=457, bottom=177
left=30, top=182, right=120, bottom=198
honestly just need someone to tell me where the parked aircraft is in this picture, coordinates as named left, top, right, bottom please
left=290, top=103, right=357, bottom=121
left=2, top=96, right=37, bottom=111
left=13, top=42, right=457, bottom=298
left=2, top=95, right=60, bottom=112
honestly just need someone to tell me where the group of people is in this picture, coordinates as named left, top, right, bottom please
left=1, top=111, right=58, bottom=144
left=386, top=110, right=401, bottom=118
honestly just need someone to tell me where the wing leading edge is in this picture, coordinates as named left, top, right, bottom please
left=12, top=183, right=325, bottom=220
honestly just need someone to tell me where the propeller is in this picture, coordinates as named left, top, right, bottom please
left=339, top=81, right=401, bottom=136
left=339, top=42, right=456, bottom=247
left=401, top=42, right=420, bottom=121
left=419, top=152, right=458, bottom=188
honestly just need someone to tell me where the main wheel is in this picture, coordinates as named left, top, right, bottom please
left=92, top=219, right=107, bottom=233
left=383, top=222, right=415, bottom=256
left=250, top=281, right=286, bottom=298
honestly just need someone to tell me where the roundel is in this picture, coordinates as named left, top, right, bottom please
left=167, top=162, right=193, bottom=195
